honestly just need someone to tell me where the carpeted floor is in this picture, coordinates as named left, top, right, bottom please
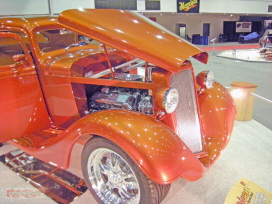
left=0, top=120, right=271, bottom=204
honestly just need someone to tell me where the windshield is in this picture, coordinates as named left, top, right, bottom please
left=35, top=28, right=100, bottom=53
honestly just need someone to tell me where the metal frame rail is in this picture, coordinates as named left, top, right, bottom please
left=249, top=92, right=272, bottom=105
left=226, top=86, right=272, bottom=105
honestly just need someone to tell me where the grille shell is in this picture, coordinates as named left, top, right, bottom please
left=170, top=69, right=203, bottom=153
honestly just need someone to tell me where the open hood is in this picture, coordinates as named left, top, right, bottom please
left=58, top=9, right=208, bottom=73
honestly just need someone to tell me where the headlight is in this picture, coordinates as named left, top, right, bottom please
left=163, top=88, right=179, bottom=113
left=196, top=70, right=214, bottom=89
left=154, top=88, right=179, bottom=113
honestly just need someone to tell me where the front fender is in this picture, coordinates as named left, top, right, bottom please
left=75, top=110, right=204, bottom=184
left=15, top=109, right=204, bottom=184
left=198, top=81, right=236, bottom=168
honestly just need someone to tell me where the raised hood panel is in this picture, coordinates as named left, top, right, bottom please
left=58, top=9, right=207, bottom=73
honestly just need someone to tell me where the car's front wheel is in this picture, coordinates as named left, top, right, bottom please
left=81, top=136, right=171, bottom=204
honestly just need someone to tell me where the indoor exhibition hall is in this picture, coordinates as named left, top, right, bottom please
left=0, top=0, right=271, bottom=204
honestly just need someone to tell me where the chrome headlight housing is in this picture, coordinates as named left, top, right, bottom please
left=162, top=88, right=179, bottom=113
left=154, top=88, right=179, bottom=114
left=196, top=70, right=214, bottom=89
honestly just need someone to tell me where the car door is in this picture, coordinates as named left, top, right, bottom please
left=0, top=32, right=51, bottom=142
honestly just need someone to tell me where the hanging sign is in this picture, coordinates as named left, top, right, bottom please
left=236, top=22, right=252, bottom=33
left=177, top=0, right=200, bottom=13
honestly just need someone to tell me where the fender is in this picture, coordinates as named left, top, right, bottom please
left=198, top=81, right=236, bottom=168
left=11, top=109, right=204, bottom=184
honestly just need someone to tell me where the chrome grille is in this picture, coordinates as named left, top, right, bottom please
left=171, top=69, right=202, bottom=153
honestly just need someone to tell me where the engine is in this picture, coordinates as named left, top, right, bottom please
left=88, top=86, right=153, bottom=115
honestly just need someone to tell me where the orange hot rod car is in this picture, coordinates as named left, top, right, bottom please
left=0, top=9, right=236, bottom=204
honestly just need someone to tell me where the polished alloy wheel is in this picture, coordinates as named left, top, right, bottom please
left=87, top=148, right=140, bottom=204
left=82, top=137, right=171, bottom=204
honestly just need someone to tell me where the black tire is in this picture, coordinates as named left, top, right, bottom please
left=81, top=136, right=171, bottom=204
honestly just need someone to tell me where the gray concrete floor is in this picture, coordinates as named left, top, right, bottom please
left=192, top=43, right=272, bottom=130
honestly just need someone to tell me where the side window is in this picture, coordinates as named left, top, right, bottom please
left=0, top=36, right=24, bottom=66
left=0, top=32, right=34, bottom=79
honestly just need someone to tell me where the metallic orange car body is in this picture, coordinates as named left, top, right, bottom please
left=0, top=9, right=236, bottom=185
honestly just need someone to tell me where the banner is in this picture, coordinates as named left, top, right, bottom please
left=177, top=0, right=199, bottom=13
left=236, top=22, right=252, bottom=33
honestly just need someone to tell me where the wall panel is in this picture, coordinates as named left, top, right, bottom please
left=0, top=0, right=49, bottom=16
left=200, top=0, right=271, bottom=15
left=52, top=0, right=95, bottom=14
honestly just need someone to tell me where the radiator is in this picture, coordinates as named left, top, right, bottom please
left=171, top=69, right=203, bottom=153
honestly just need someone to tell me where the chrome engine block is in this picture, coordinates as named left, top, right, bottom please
left=88, top=86, right=153, bottom=114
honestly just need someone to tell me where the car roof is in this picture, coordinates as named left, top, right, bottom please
left=0, top=17, right=58, bottom=32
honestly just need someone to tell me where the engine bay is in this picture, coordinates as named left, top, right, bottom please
left=86, top=85, right=153, bottom=115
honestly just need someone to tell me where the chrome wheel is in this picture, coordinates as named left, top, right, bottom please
left=82, top=137, right=171, bottom=204
left=87, top=148, right=140, bottom=204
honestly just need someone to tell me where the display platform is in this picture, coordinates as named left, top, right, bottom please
left=217, top=49, right=272, bottom=62
left=0, top=149, right=87, bottom=204
left=0, top=120, right=271, bottom=204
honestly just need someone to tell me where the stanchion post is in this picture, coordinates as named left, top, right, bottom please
left=210, top=38, right=216, bottom=56
left=230, top=81, right=257, bottom=121
left=213, top=41, right=216, bottom=55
